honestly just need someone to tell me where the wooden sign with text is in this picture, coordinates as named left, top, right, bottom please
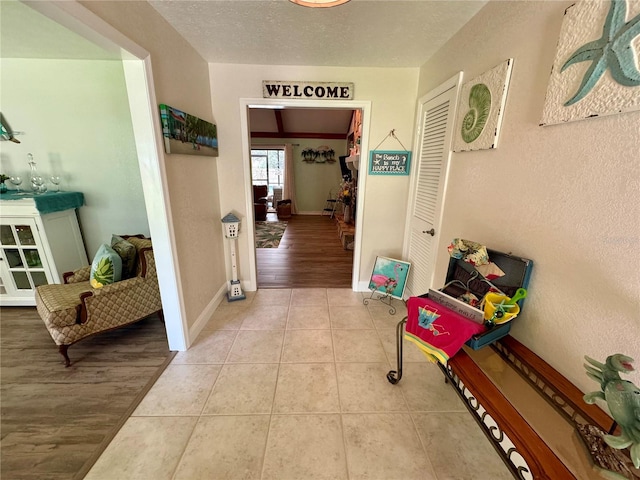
left=263, top=81, right=354, bottom=100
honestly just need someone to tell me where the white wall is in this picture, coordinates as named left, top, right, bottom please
left=81, top=0, right=227, bottom=333
left=252, top=137, right=347, bottom=213
left=210, top=64, right=419, bottom=287
left=0, top=58, right=148, bottom=257
left=417, top=1, right=640, bottom=391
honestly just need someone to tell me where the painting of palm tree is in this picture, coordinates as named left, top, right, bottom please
left=159, top=104, right=218, bottom=157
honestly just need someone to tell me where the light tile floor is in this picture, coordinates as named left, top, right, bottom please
left=85, top=288, right=512, bottom=480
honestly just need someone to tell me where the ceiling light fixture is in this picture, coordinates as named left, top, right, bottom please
left=289, top=0, right=351, bottom=8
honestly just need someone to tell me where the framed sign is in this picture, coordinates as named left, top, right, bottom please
left=369, top=151, right=411, bottom=175
left=263, top=81, right=353, bottom=100
left=368, top=256, right=411, bottom=300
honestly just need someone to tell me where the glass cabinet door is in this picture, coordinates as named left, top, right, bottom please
left=0, top=219, right=51, bottom=298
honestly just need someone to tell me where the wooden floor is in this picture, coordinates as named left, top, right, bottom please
left=0, top=307, right=172, bottom=480
left=256, top=214, right=354, bottom=288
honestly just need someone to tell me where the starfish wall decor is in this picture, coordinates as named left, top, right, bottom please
left=541, top=0, right=640, bottom=125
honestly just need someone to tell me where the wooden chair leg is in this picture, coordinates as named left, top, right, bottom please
left=59, top=345, right=71, bottom=367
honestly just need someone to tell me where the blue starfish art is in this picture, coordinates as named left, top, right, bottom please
left=561, top=0, right=640, bottom=106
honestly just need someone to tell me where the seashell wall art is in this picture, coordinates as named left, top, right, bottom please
left=453, top=58, right=513, bottom=152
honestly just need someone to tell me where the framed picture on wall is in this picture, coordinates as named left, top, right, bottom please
left=159, top=104, right=218, bottom=157
left=368, top=256, right=411, bottom=300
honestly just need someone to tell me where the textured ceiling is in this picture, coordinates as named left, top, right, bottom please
left=149, top=0, right=487, bottom=67
left=2, top=0, right=487, bottom=67
left=2, top=0, right=487, bottom=135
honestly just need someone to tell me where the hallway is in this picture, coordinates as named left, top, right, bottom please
left=85, top=288, right=511, bottom=479
left=256, top=215, right=353, bottom=289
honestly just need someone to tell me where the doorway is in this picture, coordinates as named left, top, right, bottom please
left=240, top=99, right=371, bottom=291
left=23, top=1, right=187, bottom=350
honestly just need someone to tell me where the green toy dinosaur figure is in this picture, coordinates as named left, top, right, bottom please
left=584, top=354, right=640, bottom=471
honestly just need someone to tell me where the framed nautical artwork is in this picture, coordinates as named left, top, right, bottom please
left=453, top=59, right=514, bottom=152
left=540, top=0, right=640, bottom=126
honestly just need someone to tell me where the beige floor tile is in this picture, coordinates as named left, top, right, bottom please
left=133, top=364, right=221, bottom=416
left=290, top=288, right=328, bottom=306
left=252, top=288, right=292, bottom=306
left=281, top=329, right=334, bottom=363
left=368, top=304, right=406, bottom=330
left=327, top=288, right=365, bottom=306
left=378, top=327, right=429, bottom=364
left=330, top=305, right=375, bottom=329
left=226, top=330, right=284, bottom=363
left=399, top=362, right=466, bottom=412
left=220, top=290, right=255, bottom=304
left=172, top=329, right=237, bottom=364
left=202, top=304, right=248, bottom=331
left=413, top=412, right=512, bottom=479
left=342, top=413, right=436, bottom=480
left=239, top=305, right=288, bottom=330
left=173, top=415, right=270, bottom=480
left=273, top=363, right=340, bottom=413
left=336, top=363, right=408, bottom=412
left=202, top=363, right=278, bottom=414
left=332, top=329, right=388, bottom=363
left=287, top=305, right=330, bottom=329
left=364, top=294, right=407, bottom=316
left=84, top=416, right=197, bottom=480
left=262, top=414, right=348, bottom=480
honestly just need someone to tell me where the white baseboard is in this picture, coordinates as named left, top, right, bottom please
left=187, top=281, right=227, bottom=345
left=296, top=211, right=323, bottom=215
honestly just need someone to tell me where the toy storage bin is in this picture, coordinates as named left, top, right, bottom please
left=438, top=248, right=533, bottom=350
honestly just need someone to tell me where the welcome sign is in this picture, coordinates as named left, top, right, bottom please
left=263, top=81, right=354, bottom=100
left=369, top=151, right=411, bottom=175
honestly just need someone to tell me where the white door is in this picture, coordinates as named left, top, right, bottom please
left=404, top=73, right=462, bottom=296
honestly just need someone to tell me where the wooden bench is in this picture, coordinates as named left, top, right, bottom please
left=439, top=336, right=621, bottom=479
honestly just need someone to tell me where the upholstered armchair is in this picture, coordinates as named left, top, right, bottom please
left=253, top=185, right=268, bottom=221
left=35, top=236, right=163, bottom=367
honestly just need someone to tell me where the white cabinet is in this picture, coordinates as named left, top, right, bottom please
left=0, top=197, right=88, bottom=306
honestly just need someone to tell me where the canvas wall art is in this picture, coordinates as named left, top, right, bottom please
left=540, top=0, right=640, bottom=126
left=159, top=104, right=218, bottom=157
left=453, top=58, right=513, bottom=152
left=368, top=256, right=411, bottom=300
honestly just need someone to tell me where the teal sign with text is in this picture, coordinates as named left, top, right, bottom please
left=369, top=150, right=411, bottom=175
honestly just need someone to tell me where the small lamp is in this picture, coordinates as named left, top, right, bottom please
left=221, top=213, right=245, bottom=302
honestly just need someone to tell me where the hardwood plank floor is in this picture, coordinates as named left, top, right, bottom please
left=256, top=214, right=353, bottom=288
left=0, top=307, right=172, bottom=480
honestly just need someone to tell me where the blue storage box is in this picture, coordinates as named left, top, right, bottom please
left=435, top=248, right=533, bottom=350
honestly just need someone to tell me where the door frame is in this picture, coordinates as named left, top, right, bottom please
left=240, top=98, right=372, bottom=291
left=24, top=1, right=188, bottom=350
left=402, top=72, right=463, bottom=292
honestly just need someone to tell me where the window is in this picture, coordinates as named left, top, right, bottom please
left=251, top=148, right=284, bottom=198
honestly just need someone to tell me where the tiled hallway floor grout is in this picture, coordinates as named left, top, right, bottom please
left=84, top=288, right=512, bottom=480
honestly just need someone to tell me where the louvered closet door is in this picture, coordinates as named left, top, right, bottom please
left=406, top=77, right=460, bottom=296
